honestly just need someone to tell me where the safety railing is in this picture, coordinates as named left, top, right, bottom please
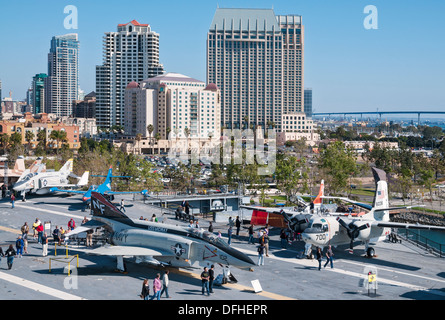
left=396, top=229, right=444, bottom=258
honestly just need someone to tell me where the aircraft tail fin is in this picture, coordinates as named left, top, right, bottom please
left=29, top=159, right=43, bottom=173
left=78, top=171, right=89, bottom=186
left=91, top=192, right=130, bottom=220
left=313, top=180, right=324, bottom=210
left=370, top=167, right=390, bottom=221
left=14, top=157, right=25, bottom=172
left=104, top=166, right=113, bottom=184
left=60, top=159, right=74, bottom=173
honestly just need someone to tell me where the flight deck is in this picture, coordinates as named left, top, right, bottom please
left=0, top=193, right=444, bottom=301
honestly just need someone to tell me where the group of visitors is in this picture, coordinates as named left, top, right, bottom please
left=140, top=270, right=171, bottom=300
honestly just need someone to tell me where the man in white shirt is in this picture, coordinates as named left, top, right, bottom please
left=161, top=270, right=171, bottom=298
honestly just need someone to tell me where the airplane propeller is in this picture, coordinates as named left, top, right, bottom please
left=336, top=217, right=370, bottom=252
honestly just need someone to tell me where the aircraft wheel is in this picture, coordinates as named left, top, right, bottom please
left=366, top=247, right=375, bottom=258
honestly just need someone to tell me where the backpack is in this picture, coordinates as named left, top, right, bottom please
left=16, top=240, right=22, bottom=248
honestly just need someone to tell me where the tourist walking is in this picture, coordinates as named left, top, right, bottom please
left=68, top=218, right=76, bottom=231
left=160, top=270, right=171, bottom=298
left=235, top=216, right=241, bottom=238
left=5, top=245, right=16, bottom=270
left=10, top=193, right=15, bottom=209
left=316, top=247, right=323, bottom=271
left=280, top=229, right=288, bottom=249
left=324, top=245, right=334, bottom=269
left=140, top=279, right=150, bottom=300
left=86, top=229, right=93, bottom=247
left=257, top=244, right=265, bottom=266
left=42, top=233, right=48, bottom=257
left=201, top=267, right=210, bottom=296
left=15, top=236, right=24, bottom=258
left=227, top=226, right=233, bottom=245
left=119, top=199, right=126, bottom=212
left=150, top=273, right=162, bottom=300
left=53, top=226, right=61, bottom=245
left=36, top=223, right=44, bottom=244
left=248, top=224, right=254, bottom=244
left=21, top=222, right=29, bottom=238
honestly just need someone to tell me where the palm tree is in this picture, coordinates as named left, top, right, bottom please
left=184, top=127, right=191, bottom=155
left=135, top=133, right=142, bottom=155
left=25, top=131, right=35, bottom=155
left=147, top=124, right=154, bottom=155
left=49, top=130, right=67, bottom=155
left=166, top=127, right=172, bottom=154
left=154, top=132, right=161, bottom=155
left=37, top=129, right=47, bottom=152
left=0, top=133, right=9, bottom=156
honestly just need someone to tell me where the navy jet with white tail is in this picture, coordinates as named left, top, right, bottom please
left=64, top=192, right=255, bottom=272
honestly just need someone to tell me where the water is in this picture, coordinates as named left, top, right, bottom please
left=414, top=229, right=445, bottom=245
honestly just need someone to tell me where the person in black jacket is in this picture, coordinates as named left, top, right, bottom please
left=5, top=245, right=16, bottom=270
left=140, top=279, right=150, bottom=300
left=316, top=247, right=322, bottom=271
left=0, top=247, right=4, bottom=265
left=209, top=265, right=215, bottom=294
left=235, top=216, right=241, bottom=238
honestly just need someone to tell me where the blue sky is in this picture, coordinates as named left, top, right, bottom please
left=0, top=0, right=444, bottom=114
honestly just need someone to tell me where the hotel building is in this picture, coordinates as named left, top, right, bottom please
left=207, top=8, right=305, bottom=132
left=124, top=72, right=221, bottom=141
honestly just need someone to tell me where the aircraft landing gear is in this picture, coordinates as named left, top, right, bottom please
left=115, top=256, right=128, bottom=274
left=366, top=247, right=375, bottom=258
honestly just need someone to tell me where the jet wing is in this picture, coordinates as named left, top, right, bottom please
left=371, top=220, right=445, bottom=231
left=105, top=190, right=148, bottom=196
left=321, top=196, right=373, bottom=210
left=68, top=245, right=169, bottom=257
left=240, top=205, right=291, bottom=214
left=50, top=187, right=86, bottom=194
left=65, top=220, right=107, bottom=238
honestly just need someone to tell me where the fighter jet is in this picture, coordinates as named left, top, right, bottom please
left=50, top=166, right=147, bottom=203
left=301, top=167, right=445, bottom=257
left=12, top=159, right=89, bottom=196
left=64, top=192, right=256, bottom=272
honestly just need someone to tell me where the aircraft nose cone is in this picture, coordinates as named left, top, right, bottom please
left=13, top=182, right=25, bottom=191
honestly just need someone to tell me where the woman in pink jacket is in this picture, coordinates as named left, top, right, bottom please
left=150, top=273, right=162, bottom=300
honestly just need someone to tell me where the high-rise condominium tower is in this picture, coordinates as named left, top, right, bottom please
left=46, top=34, right=80, bottom=116
left=32, top=73, right=48, bottom=114
left=207, top=8, right=304, bottom=132
left=96, top=20, right=164, bottom=129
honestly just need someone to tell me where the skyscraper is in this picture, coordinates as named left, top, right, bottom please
left=207, top=8, right=304, bottom=132
left=304, top=88, right=312, bottom=118
left=46, top=34, right=80, bottom=116
left=32, top=73, right=48, bottom=114
left=96, top=20, right=164, bottom=129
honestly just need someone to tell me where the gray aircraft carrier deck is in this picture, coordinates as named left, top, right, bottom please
left=0, top=194, right=444, bottom=301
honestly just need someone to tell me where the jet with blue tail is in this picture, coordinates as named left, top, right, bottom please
left=50, top=166, right=147, bottom=202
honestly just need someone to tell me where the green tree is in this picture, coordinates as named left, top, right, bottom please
left=0, top=134, right=9, bottom=155
left=317, top=141, right=358, bottom=196
left=49, top=130, right=67, bottom=155
left=25, top=130, right=35, bottom=155
left=275, top=154, right=306, bottom=201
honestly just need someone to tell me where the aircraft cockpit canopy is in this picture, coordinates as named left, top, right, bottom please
left=186, top=228, right=231, bottom=250
left=311, top=222, right=329, bottom=232
left=22, top=173, right=36, bottom=181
